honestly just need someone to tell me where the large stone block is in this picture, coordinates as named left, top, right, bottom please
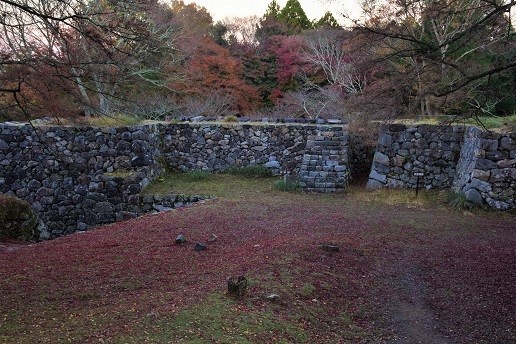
left=373, top=152, right=390, bottom=166
left=378, top=133, right=393, bottom=147
left=475, top=158, right=498, bottom=170
left=369, top=169, right=387, bottom=183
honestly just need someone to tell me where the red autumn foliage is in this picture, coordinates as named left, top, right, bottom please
left=266, top=35, right=307, bottom=90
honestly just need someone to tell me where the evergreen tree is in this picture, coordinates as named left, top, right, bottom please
left=315, top=11, right=340, bottom=28
left=264, top=0, right=280, bottom=19
left=256, top=0, right=288, bottom=43
left=278, top=0, right=312, bottom=33
left=211, top=22, right=228, bottom=46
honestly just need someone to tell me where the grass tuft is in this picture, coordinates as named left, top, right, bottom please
left=181, top=169, right=212, bottom=182
left=446, top=191, right=482, bottom=210
left=273, top=179, right=301, bottom=192
left=222, top=115, right=239, bottom=123
left=226, top=165, right=272, bottom=178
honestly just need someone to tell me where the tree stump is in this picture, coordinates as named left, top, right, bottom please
left=227, top=276, right=247, bottom=298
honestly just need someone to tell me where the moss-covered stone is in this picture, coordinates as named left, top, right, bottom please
left=0, top=195, right=38, bottom=241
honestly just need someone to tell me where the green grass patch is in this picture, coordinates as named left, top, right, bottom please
left=181, top=169, right=212, bottom=182
left=350, top=186, right=448, bottom=208
left=144, top=172, right=277, bottom=198
left=461, top=114, right=516, bottom=132
left=115, top=293, right=308, bottom=343
left=82, top=114, right=143, bottom=127
left=299, top=283, right=316, bottom=297
left=222, top=115, right=239, bottom=123
left=394, top=114, right=516, bottom=132
left=273, top=178, right=301, bottom=192
left=446, top=191, right=483, bottom=210
left=226, top=165, right=272, bottom=178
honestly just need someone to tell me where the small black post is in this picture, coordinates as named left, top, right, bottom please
left=413, top=172, right=424, bottom=197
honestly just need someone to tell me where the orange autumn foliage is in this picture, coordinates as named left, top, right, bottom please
left=170, top=38, right=261, bottom=114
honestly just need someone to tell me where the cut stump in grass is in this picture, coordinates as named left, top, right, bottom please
left=227, top=276, right=248, bottom=298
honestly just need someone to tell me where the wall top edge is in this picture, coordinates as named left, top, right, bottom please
left=0, top=121, right=349, bottom=131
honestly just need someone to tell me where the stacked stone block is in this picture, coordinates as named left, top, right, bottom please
left=0, top=123, right=165, bottom=239
left=0, top=121, right=346, bottom=239
left=160, top=123, right=323, bottom=173
left=454, top=127, right=515, bottom=210
left=299, top=126, right=350, bottom=192
left=366, top=124, right=515, bottom=210
left=366, top=124, right=464, bottom=189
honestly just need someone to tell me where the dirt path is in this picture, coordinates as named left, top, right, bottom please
left=384, top=250, right=451, bottom=344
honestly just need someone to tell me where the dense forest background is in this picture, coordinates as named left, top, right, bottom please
left=0, top=0, right=514, bottom=124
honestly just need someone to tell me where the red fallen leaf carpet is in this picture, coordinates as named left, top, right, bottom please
left=1, top=180, right=515, bottom=343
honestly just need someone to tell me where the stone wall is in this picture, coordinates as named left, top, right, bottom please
left=0, top=122, right=350, bottom=239
left=299, top=126, right=350, bottom=192
left=367, top=124, right=464, bottom=189
left=453, top=127, right=515, bottom=210
left=367, top=124, right=515, bottom=210
left=0, top=123, right=168, bottom=239
left=160, top=123, right=340, bottom=173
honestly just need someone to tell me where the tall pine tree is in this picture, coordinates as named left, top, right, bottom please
left=264, top=0, right=280, bottom=19
left=315, top=11, right=340, bottom=28
left=256, top=0, right=288, bottom=42
left=278, top=0, right=312, bottom=34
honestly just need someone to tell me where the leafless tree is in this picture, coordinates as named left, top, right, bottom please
left=303, top=29, right=367, bottom=94
left=0, top=0, right=177, bottom=118
left=274, top=87, right=345, bottom=119
left=221, top=16, right=260, bottom=46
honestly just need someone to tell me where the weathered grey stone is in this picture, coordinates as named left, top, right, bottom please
left=500, top=137, right=513, bottom=150
left=265, top=161, right=280, bottom=169
left=95, top=202, right=113, bottom=213
left=194, top=242, right=207, bottom=251
left=366, top=179, right=384, bottom=188
left=373, top=152, right=390, bottom=166
left=472, top=169, right=490, bottom=181
left=386, top=178, right=405, bottom=188
left=372, top=162, right=390, bottom=174
left=486, top=150, right=507, bottom=161
left=152, top=204, right=172, bottom=212
left=369, top=169, right=387, bottom=183
left=475, top=158, right=498, bottom=170
left=497, top=159, right=516, bottom=168
left=470, top=178, right=492, bottom=193
left=36, top=187, right=54, bottom=197
left=465, top=188, right=484, bottom=204
left=378, top=133, right=393, bottom=147
left=489, top=168, right=513, bottom=183
left=485, top=198, right=510, bottom=210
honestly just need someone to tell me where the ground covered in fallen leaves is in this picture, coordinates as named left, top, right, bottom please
left=1, top=174, right=515, bottom=343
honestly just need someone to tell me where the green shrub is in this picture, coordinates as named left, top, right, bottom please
left=273, top=179, right=300, bottom=192
left=0, top=195, right=38, bottom=240
left=226, top=165, right=272, bottom=178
